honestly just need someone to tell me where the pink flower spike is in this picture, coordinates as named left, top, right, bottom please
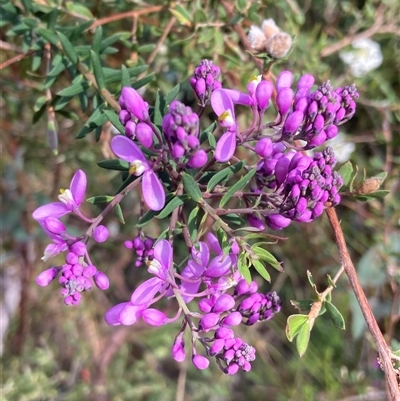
left=142, top=170, right=165, bottom=211
left=111, top=135, right=147, bottom=164
left=215, top=130, right=237, bottom=163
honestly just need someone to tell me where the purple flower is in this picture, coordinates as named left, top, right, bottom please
left=104, top=240, right=172, bottom=326
left=32, top=170, right=87, bottom=220
left=111, top=135, right=165, bottom=211
left=120, top=87, right=149, bottom=121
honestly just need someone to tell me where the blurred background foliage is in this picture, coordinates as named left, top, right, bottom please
left=1, top=0, right=399, bottom=400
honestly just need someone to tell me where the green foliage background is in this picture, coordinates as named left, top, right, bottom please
left=1, top=0, right=399, bottom=400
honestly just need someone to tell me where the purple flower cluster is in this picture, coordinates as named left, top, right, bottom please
left=162, top=100, right=207, bottom=168
left=32, top=170, right=109, bottom=305
left=124, top=235, right=155, bottom=266
left=190, top=59, right=222, bottom=106
left=255, top=145, right=343, bottom=229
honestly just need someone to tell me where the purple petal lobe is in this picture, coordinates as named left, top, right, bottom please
left=70, top=169, right=87, bottom=206
left=142, top=170, right=165, bottom=211
left=111, top=135, right=147, bottom=163
left=154, top=240, right=172, bottom=271
left=215, top=130, right=236, bottom=163
left=104, top=302, right=130, bottom=326
left=142, top=308, right=168, bottom=326
left=211, top=89, right=235, bottom=117
left=119, top=304, right=145, bottom=325
left=130, top=277, right=162, bottom=305
left=32, top=202, right=70, bottom=220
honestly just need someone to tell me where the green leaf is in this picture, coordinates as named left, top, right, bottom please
left=97, top=159, right=129, bottom=171
left=153, top=90, right=165, bottom=127
left=187, top=206, right=201, bottom=241
left=199, top=122, right=217, bottom=144
left=182, top=173, right=202, bottom=202
left=138, top=44, right=156, bottom=53
left=219, top=168, right=256, bottom=208
left=252, top=246, right=283, bottom=272
left=86, top=195, right=114, bottom=204
left=164, top=84, right=180, bottom=106
left=103, top=65, right=148, bottom=84
left=37, top=27, right=59, bottom=45
left=131, top=73, right=155, bottom=90
left=169, top=5, right=193, bottom=26
left=90, top=50, right=105, bottom=91
left=325, top=301, right=345, bottom=330
left=206, top=160, right=246, bottom=192
left=57, top=80, right=90, bottom=97
left=296, top=320, right=311, bottom=357
left=66, top=2, right=93, bottom=19
left=307, top=270, right=317, bottom=291
left=75, top=106, right=107, bottom=139
left=136, top=209, right=158, bottom=228
left=238, top=255, right=252, bottom=284
left=220, top=213, right=246, bottom=226
left=285, top=314, right=309, bottom=341
left=115, top=204, right=125, bottom=224
left=252, top=260, right=271, bottom=282
left=207, top=131, right=216, bottom=149
left=156, top=196, right=185, bottom=219
left=290, top=299, right=314, bottom=313
left=92, top=26, right=103, bottom=54
left=58, top=31, right=78, bottom=64
left=103, top=109, right=125, bottom=134
left=121, top=65, right=131, bottom=88
left=337, top=161, right=353, bottom=187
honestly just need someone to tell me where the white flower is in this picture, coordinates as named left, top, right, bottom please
left=339, top=38, right=383, bottom=77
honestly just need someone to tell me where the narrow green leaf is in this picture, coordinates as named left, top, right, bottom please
left=138, top=44, right=156, bottom=53
left=103, top=109, right=125, bottom=134
left=103, top=65, right=148, bottom=84
left=92, top=26, right=103, bottom=54
left=290, top=300, right=314, bottom=313
left=219, top=168, right=256, bottom=208
left=37, top=27, right=59, bottom=45
left=296, top=320, right=311, bottom=357
left=86, top=195, right=114, bottom=204
left=252, top=246, right=283, bottom=272
left=131, top=73, right=155, bottom=90
left=90, top=50, right=105, bottom=91
left=220, top=213, right=246, bottom=226
left=206, top=160, right=246, bottom=192
left=58, top=31, right=78, bottom=64
left=121, top=65, right=131, bottom=88
left=207, top=131, right=216, bottom=149
left=66, top=2, right=93, bottom=19
left=169, top=5, right=193, bottom=26
left=182, top=173, right=202, bottom=202
left=252, top=260, right=271, bottom=282
left=238, top=256, right=252, bottom=284
left=164, top=84, right=180, bottom=107
left=337, top=161, right=353, bottom=187
left=115, top=204, right=125, bottom=224
left=97, top=159, right=129, bottom=171
left=307, top=270, right=316, bottom=290
left=76, top=107, right=107, bottom=139
left=285, top=314, right=309, bottom=342
left=156, top=196, right=185, bottom=219
left=154, top=90, right=165, bottom=127
left=136, top=209, right=158, bottom=227
left=325, top=301, right=345, bottom=330
left=57, top=80, right=90, bottom=97
left=199, top=122, right=217, bottom=144
left=188, top=206, right=200, bottom=241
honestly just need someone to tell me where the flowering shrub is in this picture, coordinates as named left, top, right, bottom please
left=31, top=56, right=363, bottom=373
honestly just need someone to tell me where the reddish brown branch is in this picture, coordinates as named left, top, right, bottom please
left=325, top=207, right=400, bottom=400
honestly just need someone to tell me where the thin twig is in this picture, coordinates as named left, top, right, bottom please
left=325, top=207, right=400, bottom=400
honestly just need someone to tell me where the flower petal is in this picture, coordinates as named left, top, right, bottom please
left=32, top=202, right=70, bottom=220
left=211, top=89, right=235, bottom=117
left=221, top=88, right=253, bottom=106
left=215, top=130, right=236, bottom=163
left=119, top=304, right=145, bottom=325
left=111, top=135, right=147, bottom=163
left=70, top=169, right=87, bottom=206
left=142, top=170, right=165, bottom=211
left=130, top=277, right=163, bottom=305
left=104, top=302, right=130, bottom=325
left=154, top=240, right=172, bottom=272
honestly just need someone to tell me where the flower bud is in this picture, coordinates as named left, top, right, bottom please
left=265, top=214, right=291, bottom=230
left=276, top=87, right=294, bottom=115
left=36, top=267, right=58, bottom=286
left=255, top=137, right=273, bottom=158
left=199, top=313, right=220, bottom=330
left=142, top=308, right=168, bottom=326
left=248, top=214, right=266, bottom=231
left=204, top=255, right=231, bottom=278
left=70, top=241, right=86, bottom=256
left=297, top=74, right=315, bottom=90
left=226, top=363, right=240, bottom=375
left=210, top=339, right=225, bottom=355
left=125, top=120, right=137, bottom=139
left=94, top=271, right=109, bottom=290
left=212, top=294, right=235, bottom=314
left=83, top=265, right=97, bottom=277
left=198, top=298, right=214, bottom=313
left=172, top=334, right=186, bottom=362
left=276, top=71, right=293, bottom=91
left=65, top=252, right=78, bottom=265
left=44, top=217, right=65, bottom=235
left=215, top=327, right=234, bottom=339
left=188, top=149, right=207, bottom=168
left=135, top=122, right=154, bottom=148
left=93, top=225, right=109, bottom=243
left=234, top=279, right=250, bottom=296
left=192, top=354, right=209, bottom=370
left=255, top=80, right=274, bottom=111
left=120, top=87, right=149, bottom=121
left=282, top=111, right=304, bottom=138
left=221, top=311, right=242, bottom=327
